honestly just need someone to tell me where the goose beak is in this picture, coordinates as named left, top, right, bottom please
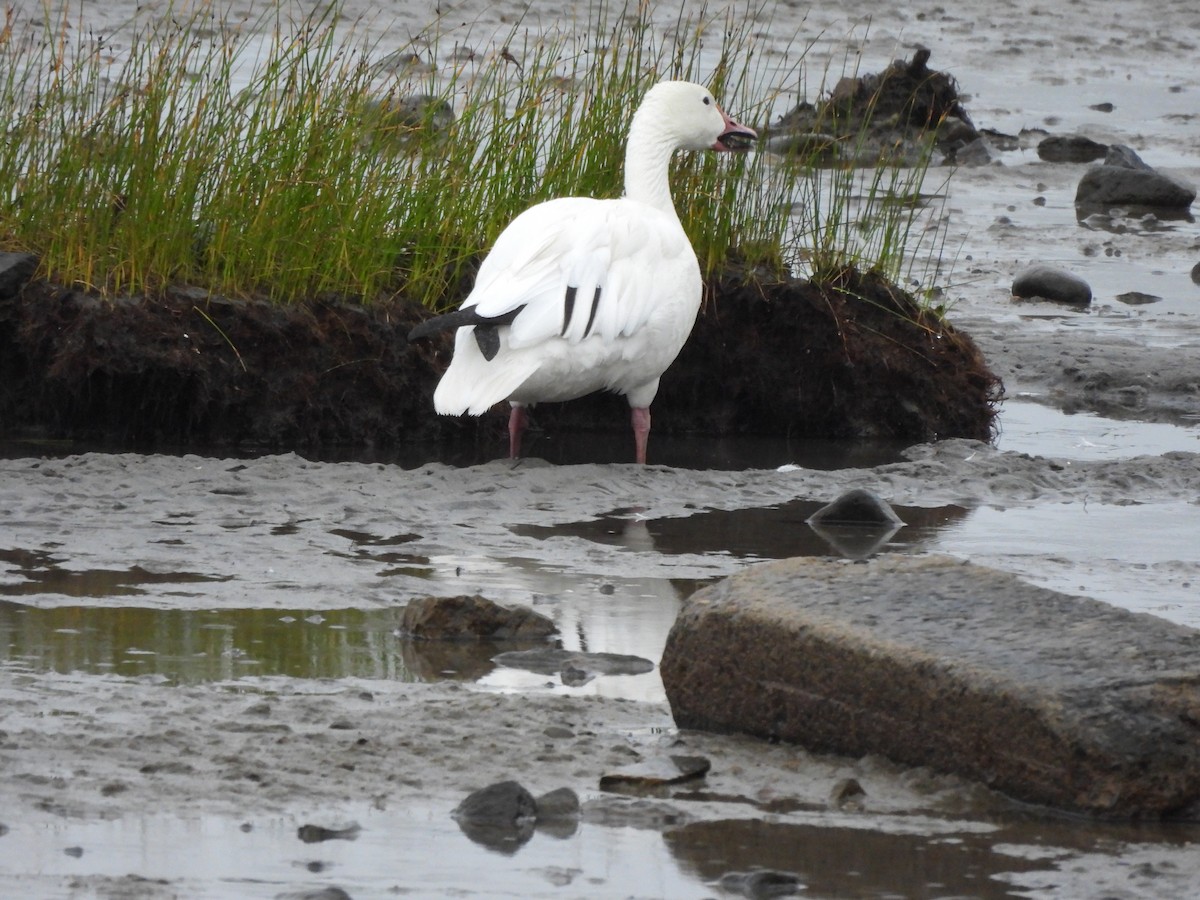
left=714, top=109, right=757, bottom=152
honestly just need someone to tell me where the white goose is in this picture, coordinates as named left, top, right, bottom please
left=409, top=80, right=757, bottom=464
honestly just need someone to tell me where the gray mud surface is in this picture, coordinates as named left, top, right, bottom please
left=2, top=0, right=1200, bottom=897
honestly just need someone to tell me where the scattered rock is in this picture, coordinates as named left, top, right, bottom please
left=492, top=648, right=654, bottom=681
left=599, top=755, right=711, bottom=791
left=1075, top=145, right=1196, bottom=209
left=1037, top=134, right=1108, bottom=163
left=661, top=554, right=1200, bottom=819
left=1115, top=291, right=1162, bottom=306
left=534, top=787, right=581, bottom=820
left=63, top=846, right=84, bottom=858
left=1012, top=264, right=1092, bottom=306
left=275, top=888, right=354, bottom=900
left=1191, top=262, right=1200, bottom=285
left=454, top=781, right=537, bottom=824
left=0, top=252, right=37, bottom=298
left=399, top=594, right=557, bottom=642
left=296, top=823, right=361, bottom=844
left=807, top=488, right=903, bottom=527
left=830, top=777, right=867, bottom=810
left=806, top=488, right=904, bottom=558
left=453, top=780, right=538, bottom=852
left=718, top=869, right=804, bottom=898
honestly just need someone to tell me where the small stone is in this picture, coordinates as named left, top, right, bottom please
left=63, top=846, right=84, bottom=858
left=296, top=823, right=361, bottom=844
left=274, top=888, right=354, bottom=900
left=1012, top=265, right=1092, bottom=306
left=830, top=777, right=867, bottom=809
left=534, top=787, right=581, bottom=820
left=807, top=489, right=903, bottom=527
left=1115, top=291, right=1161, bottom=306
left=453, top=781, right=537, bottom=825
left=1037, top=134, right=1107, bottom=163
left=599, top=755, right=711, bottom=790
left=399, top=595, right=557, bottom=642
left=719, top=869, right=803, bottom=898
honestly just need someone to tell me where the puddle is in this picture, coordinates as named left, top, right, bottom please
left=512, top=496, right=1200, bottom=630
left=4, top=798, right=1198, bottom=899
left=0, top=601, right=546, bottom=684
left=998, top=398, right=1200, bottom=459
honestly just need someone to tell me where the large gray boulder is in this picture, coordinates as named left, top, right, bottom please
left=661, top=554, right=1200, bottom=819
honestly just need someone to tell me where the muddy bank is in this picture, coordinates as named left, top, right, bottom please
left=0, top=256, right=999, bottom=454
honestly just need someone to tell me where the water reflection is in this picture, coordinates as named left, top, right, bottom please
left=0, top=602, right=536, bottom=683
left=511, top=501, right=967, bottom=560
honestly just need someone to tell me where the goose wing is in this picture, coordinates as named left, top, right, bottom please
left=465, top=196, right=693, bottom=349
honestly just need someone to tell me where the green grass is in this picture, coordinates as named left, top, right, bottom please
left=0, top=1, right=948, bottom=308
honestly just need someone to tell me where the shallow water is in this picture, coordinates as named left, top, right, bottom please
left=7, top=797, right=1199, bottom=900
left=5, top=1, right=1200, bottom=897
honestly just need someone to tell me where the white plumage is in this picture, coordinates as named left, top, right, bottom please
left=410, top=80, right=756, bottom=463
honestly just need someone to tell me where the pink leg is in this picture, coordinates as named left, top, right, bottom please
left=508, top=405, right=528, bottom=459
left=631, top=407, right=651, bottom=465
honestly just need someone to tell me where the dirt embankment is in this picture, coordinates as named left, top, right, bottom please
left=0, top=255, right=1000, bottom=453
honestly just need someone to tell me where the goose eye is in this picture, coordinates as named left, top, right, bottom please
left=702, top=96, right=712, bottom=105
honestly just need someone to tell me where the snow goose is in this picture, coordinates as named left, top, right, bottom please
left=409, top=80, right=757, bottom=463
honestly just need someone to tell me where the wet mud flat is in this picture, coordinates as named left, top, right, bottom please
left=2, top=0, right=1200, bottom=897
left=2, top=444, right=1200, bottom=897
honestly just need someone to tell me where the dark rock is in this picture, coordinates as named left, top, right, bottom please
left=275, top=889, right=354, bottom=900
left=399, top=594, right=556, bottom=642
left=1076, top=145, right=1196, bottom=209
left=1191, top=262, right=1200, bottom=285
left=63, top=846, right=84, bottom=858
left=1012, top=265, right=1092, bottom=306
left=0, top=252, right=38, bottom=299
left=1037, top=134, right=1108, bottom=163
left=492, top=648, right=654, bottom=679
left=296, top=823, right=361, bottom=844
left=454, top=780, right=537, bottom=824
left=808, top=488, right=903, bottom=527
left=1115, top=291, right=1162, bottom=306
left=807, top=489, right=904, bottom=559
left=718, top=869, right=804, bottom=898
left=534, top=787, right=581, bottom=820
left=599, top=755, right=711, bottom=791
left=661, top=554, right=1200, bottom=819
left=830, top=777, right=867, bottom=809
left=945, top=136, right=993, bottom=167
left=453, top=780, right=537, bottom=852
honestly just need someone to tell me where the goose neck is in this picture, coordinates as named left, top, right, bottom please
left=623, top=123, right=679, bottom=217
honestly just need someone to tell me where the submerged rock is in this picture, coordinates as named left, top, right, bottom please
left=718, top=869, right=804, bottom=898
left=492, top=647, right=654, bottom=683
left=661, top=554, right=1200, bottom=819
left=399, top=594, right=557, bottom=642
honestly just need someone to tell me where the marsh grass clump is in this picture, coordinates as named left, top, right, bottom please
left=0, top=1, right=950, bottom=310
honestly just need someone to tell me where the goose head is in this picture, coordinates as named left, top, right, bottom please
left=636, top=80, right=758, bottom=153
